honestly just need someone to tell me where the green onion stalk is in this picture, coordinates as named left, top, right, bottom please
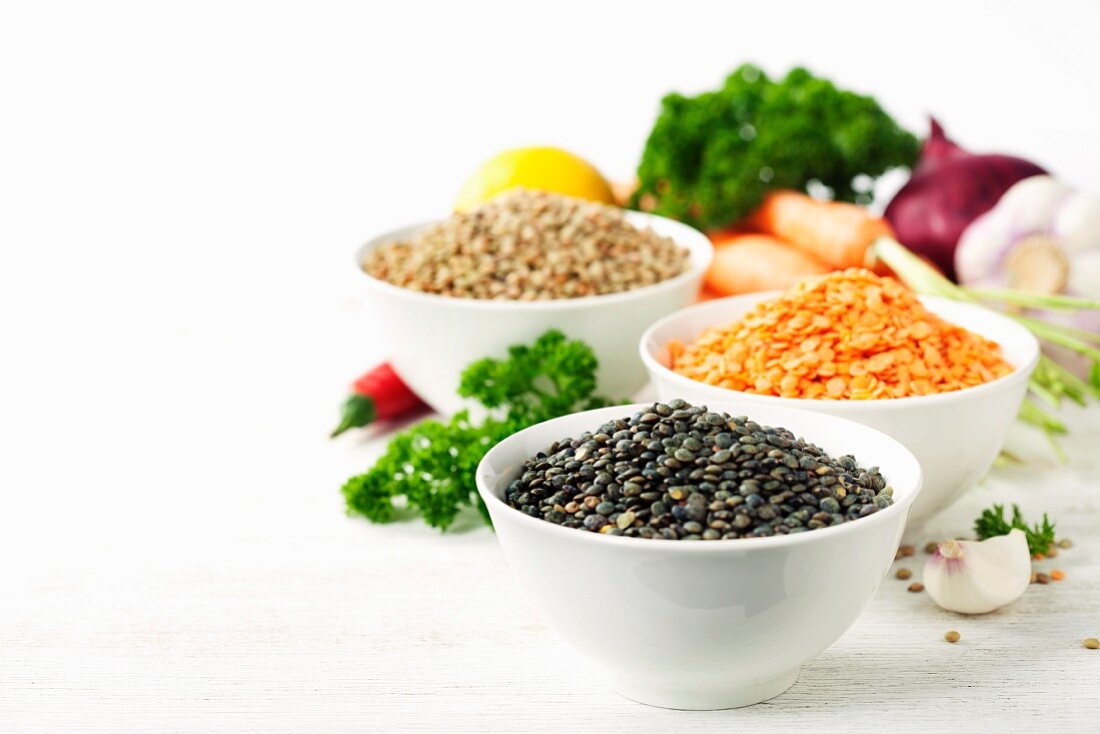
left=872, top=238, right=1100, bottom=447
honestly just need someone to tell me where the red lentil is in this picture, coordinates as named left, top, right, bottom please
left=671, top=269, right=1012, bottom=399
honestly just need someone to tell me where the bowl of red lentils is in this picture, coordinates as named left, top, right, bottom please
left=639, top=269, right=1040, bottom=524
left=357, top=189, right=712, bottom=415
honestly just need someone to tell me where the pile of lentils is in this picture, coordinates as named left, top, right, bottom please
left=362, top=189, right=690, bottom=300
left=505, top=399, right=893, bottom=540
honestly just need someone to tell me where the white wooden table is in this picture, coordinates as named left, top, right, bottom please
left=6, top=3, right=1100, bottom=729
left=3, top=306, right=1098, bottom=731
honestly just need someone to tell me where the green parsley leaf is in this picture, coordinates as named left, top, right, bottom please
left=973, top=503, right=1056, bottom=556
left=631, top=64, right=919, bottom=230
left=342, top=330, right=619, bottom=531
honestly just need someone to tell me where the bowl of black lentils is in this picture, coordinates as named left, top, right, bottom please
left=476, top=399, right=921, bottom=710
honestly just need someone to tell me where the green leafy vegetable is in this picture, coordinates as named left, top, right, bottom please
left=342, top=330, right=618, bottom=531
left=974, top=503, right=1056, bottom=556
left=458, top=329, right=613, bottom=425
left=631, top=64, right=919, bottom=230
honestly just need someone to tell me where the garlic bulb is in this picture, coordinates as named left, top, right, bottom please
left=956, top=176, right=1100, bottom=297
left=923, top=529, right=1031, bottom=614
left=955, top=176, right=1100, bottom=376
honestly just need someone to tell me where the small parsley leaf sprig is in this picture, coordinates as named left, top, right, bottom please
left=342, top=330, right=619, bottom=531
left=974, top=503, right=1056, bottom=556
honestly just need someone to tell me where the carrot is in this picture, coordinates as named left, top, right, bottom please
left=704, top=233, right=829, bottom=296
left=610, top=179, right=638, bottom=207
left=707, top=228, right=754, bottom=248
left=695, top=284, right=727, bottom=303
left=749, top=190, right=893, bottom=269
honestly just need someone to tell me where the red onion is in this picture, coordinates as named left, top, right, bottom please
left=884, top=118, right=1046, bottom=280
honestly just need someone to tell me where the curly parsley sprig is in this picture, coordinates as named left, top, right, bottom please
left=974, top=503, right=1056, bottom=556
left=631, top=64, right=919, bottom=230
left=342, top=330, right=619, bottom=531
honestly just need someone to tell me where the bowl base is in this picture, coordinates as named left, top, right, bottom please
left=607, top=668, right=798, bottom=710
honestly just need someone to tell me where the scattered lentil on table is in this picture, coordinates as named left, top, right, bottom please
left=908, top=582, right=925, bottom=593
left=896, top=568, right=913, bottom=580
left=504, top=399, right=893, bottom=540
left=1085, top=638, right=1099, bottom=650
left=670, top=268, right=1012, bottom=399
left=945, top=630, right=961, bottom=643
left=363, top=189, right=690, bottom=300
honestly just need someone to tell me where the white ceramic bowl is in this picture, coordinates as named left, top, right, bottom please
left=356, top=212, right=712, bottom=415
left=477, top=402, right=922, bottom=710
left=640, top=294, right=1040, bottom=525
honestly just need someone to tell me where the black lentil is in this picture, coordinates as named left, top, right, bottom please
left=504, top=401, right=894, bottom=540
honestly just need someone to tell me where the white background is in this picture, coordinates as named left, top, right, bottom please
left=2, top=1, right=1099, bottom=731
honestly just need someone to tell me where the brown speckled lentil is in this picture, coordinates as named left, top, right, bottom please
left=363, top=189, right=689, bottom=300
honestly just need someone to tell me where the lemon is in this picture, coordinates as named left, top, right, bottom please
left=454, top=147, right=615, bottom=211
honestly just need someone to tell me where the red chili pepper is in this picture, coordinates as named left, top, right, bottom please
left=330, top=362, right=427, bottom=438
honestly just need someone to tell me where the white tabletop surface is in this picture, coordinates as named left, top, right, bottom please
left=3, top=298, right=1099, bottom=732
left=4, top=2, right=1100, bottom=730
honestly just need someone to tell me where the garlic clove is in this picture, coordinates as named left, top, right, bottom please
left=1053, top=190, right=1100, bottom=255
left=995, top=175, right=1067, bottom=232
left=955, top=209, right=1016, bottom=286
left=1004, top=235, right=1070, bottom=295
left=923, top=529, right=1031, bottom=615
left=1068, top=251, right=1100, bottom=300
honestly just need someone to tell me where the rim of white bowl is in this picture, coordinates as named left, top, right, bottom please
left=354, top=210, right=713, bottom=311
left=476, top=402, right=923, bottom=552
left=638, top=293, right=1042, bottom=412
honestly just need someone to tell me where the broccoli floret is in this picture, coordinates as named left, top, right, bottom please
left=631, top=64, right=919, bottom=230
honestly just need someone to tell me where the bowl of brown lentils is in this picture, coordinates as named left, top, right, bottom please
left=476, top=399, right=922, bottom=710
left=356, top=189, right=712, bottom=414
